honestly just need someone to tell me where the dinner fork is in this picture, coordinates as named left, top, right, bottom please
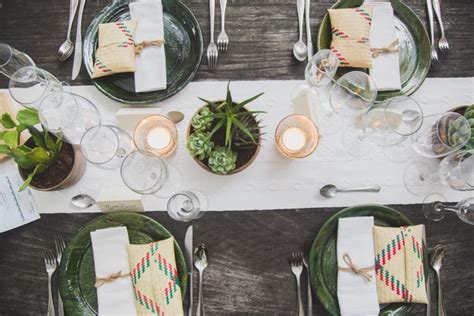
left=289, top=252, right=305, bottom=316
left=55, top=236, right=66, bottom=316
left=426, top=0, right=439, bottom=66
left=207, top=0, right=218, bottom=68
left=44, top=251, right=57, bottom=316
left=432, top=0, right=449, bottom=55
left=217, top=0, right=229, bottom=50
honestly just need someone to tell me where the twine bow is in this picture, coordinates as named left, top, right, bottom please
left=135, top=40, right=165, bottom=54
left=95, top=271, right=131, bottom=288
left=370, top=39, right=399, bottom=58
left=338, top=253, right=374, bottom=282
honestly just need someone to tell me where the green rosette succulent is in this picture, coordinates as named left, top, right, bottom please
left=191, top=107, right=214, bottom=132
left=187, top=132, right=214, bottom=160
left=208, top=146, right=237, bottom=175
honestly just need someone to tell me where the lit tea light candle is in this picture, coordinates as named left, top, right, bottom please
left=282, top=127, right=306, bottom=151
left=147, top=126, right=171, bottom=150
left=134, top=115, right=178, bottom=157
left=275, top=114, right=320, bottom=159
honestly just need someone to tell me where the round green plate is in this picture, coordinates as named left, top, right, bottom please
left=317, top=0, right=431, bottom=101
left=58, top=212, right=188, bottom=316
left=83, top=0, right=203, bottom=104
left=309, top=204, right=424, bottom=315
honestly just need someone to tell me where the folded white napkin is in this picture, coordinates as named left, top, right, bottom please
left=90, top=227, right=137, bottom=316
left=365, top=1, right=401, bottom=91
left=129, top=0, right=167, bottom=92
left=337, top=216, right=380, bottom=316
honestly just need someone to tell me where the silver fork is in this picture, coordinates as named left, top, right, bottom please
left=426, top=0, right=439, bottom=66
left=289, top=252, right=305, bottom=316
left=207, top=0, right=218, bottom=68
left=216, top=0, right=229, bottom=51
left=55, top=236, right=66, bottom=316
left=44, top=251, right=57, bottom=316
left=432, top=0, right=449, bottom=54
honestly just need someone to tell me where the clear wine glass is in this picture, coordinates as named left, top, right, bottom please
left=167, top=190, right=208, bottom=222
left=80, top=125, right=135, bottom=169
left=438, top=150, right=474, bottom=191
left=422, top=193, right=474, bottom=225
left=39, top=91, right=101, bottom=144
left=0, top=43, right=35, bottom=78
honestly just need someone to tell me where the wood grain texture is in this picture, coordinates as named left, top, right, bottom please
left=0, top=206, right=473, bottom=315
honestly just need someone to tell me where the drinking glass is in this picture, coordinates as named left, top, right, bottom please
left=422, top=193, right=474, bottom=225
left=275, top=114, right=320, bottom=159
left=120, top=150, right=181, bottom=197
left=80, top=125, right=135, bottom=169
left=438, top=150, right=474, bottom=191
left=411, top=112, right=471, bottom=158
left=8, top=66, right=64, bottom=109
left=39, top=91, right=101, bottom=144
left=305, top=49, right=340, bottom=87
left=0, top=43, right=35, bottom=78
left=167, top=190, right=207, bottom=222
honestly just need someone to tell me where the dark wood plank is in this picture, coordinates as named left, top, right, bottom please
left=0, top=206, right=473, bottom=315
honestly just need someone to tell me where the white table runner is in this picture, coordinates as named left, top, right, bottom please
left=0, top=78, right=472, bottom=214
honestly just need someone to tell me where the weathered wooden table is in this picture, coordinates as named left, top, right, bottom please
left=0, top=0, right=473, bottom=315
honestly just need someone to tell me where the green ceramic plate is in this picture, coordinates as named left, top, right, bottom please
left=58, top=212, right=188, bottom=316
left=309, top=204, right=426, bottom=315
left=84, top=0, right=203, bottom=104
left=317, top=0, right=431, bottom=101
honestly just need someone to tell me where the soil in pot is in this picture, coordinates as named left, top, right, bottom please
left=19, top=142, right=75, bottom=190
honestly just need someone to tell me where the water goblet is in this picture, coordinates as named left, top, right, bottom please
left=438, top=150, right=474, bottom=191
left=0, top=43, right=35, bottom=78
left=167, top=190, right=208, bottom=222
left=422, top=193, right=474, bottom=225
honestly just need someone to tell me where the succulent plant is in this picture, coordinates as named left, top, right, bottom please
left=464, top=104, right=474, bottom=150
left=187, top=131, right=214, bottom=160
left=208, top=146, right=237, bottom=175
left=233, top=113, right=264, bottom=149
left=191, top=107, right=214, bottom=132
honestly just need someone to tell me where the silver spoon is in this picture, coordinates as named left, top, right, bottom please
left=430, top=245, right=446, bottom=316
left=71, top=194, right=95, bottom=208
left=293, top=0, right=308, bottom=61
left=194, top=244, right=208, bottom=316
left=167, top=111, right=185, bottom=124
left=320, top=184, right=381, bottom=198
left=58, top=0, right=79, bottom=61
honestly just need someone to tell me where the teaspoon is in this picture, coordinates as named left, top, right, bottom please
left=320, top=184, right=381, bottom=198
left=58, top=0, right=79, bottom=61
left=293, top=0, right=308, bottom=61
left=71, top=194, right=95, bottom=208
left=194, top=244, right=208, bottom=316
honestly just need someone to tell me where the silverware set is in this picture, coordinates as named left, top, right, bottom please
left=426, top=0, right=449, bottom=66
left=293, top=0, right=313, bottom=62
left=43, top=236, right=66, bottom=316
left=289, top=251, right=313, bottom=316
left=207, top=0, right=228, bottom=68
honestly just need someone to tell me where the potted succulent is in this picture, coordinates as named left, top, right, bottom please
left=0, top=108, right=86, bottom=191
left=187, top=83, right=265, bottom=175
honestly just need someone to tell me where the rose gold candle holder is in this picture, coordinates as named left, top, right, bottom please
left=275, top=114, right=320, bottom=159
left=133, top=115, right=178, bottom=158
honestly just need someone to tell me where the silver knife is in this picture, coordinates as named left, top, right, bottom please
left=184, top=225, right=194, bottom=316
left=71, top=0, right=86, bottom=80
left=305, top=0, right=313, bottom=61
left=422, top=225, right=431, bottom=316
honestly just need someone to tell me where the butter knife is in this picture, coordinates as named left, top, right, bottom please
left=184, top=225, right=193, bottom=316
left=71, top=0, right=86, bottom=80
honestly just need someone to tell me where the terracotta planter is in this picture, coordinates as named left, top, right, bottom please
left=19, top=141, right=86, bottom=191
left=187, top=103, right=262, bottom=175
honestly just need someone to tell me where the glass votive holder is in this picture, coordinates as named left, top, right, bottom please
left=275, top=114, right=320, bottom=159
left=133, top=115, right=178, bottom=157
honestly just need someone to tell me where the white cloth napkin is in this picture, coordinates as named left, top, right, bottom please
left=129, top=0, right=167, bottom=92
left=90, top=227, right=137, bottom=316
left=337, top=216, right=380, bottom=316
left=365, top=1, right=401, bottom=91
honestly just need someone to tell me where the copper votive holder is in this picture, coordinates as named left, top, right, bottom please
left=275, top=114, right=320, bottom=159
left=133, top=115, right=178, bottom=158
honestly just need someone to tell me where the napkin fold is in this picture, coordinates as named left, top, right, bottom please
left=374, top=225, right=428, bottom=304
left=90, top=227, right=137, bottom=316
left=364, top=1, right=401, bottom=91
left=337, top=217, right=380, bottom=316
left=129, top=0, right=167, bottom=93
left=127, top=237, right=184, bottom=316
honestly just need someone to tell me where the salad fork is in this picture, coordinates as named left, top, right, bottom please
left=426, top=0, right=439, bottom=66
left=289, top=252, right=305, bottom=316
left=207, top=0, right=218, bottom=68
left=217, top=0, right=229, bottom=50
left=44, top=251, right=57, bottom=316
left=55, top=236, right=66, bottom=316
left=432, top=0, right=449, bottom=55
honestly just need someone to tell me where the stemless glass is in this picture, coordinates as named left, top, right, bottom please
left=120, top=150, right=181, bottom=198
left=422, top=194, right=474, bottom=225
left=167, top=190, right=208, bottom=222
left=80, top=125, right=135, bottom=169
left=438, top=150, right=474, bottom=191
left=0, top=43, right=35, bottom=78
left=39, top=91, right=101, bottom=144
left=8, top=66, right=63, bottom=109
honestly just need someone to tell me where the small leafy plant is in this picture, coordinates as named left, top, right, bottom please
left=463, top=104, right=474, bottom=150
left=187, top=82, right=265, bottom=175
left=0, top=108, right=63, bottom=190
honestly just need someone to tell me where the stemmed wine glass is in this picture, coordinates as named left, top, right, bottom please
left=422, top=194, right=474, bottom=225
left=0, top=43, right=35, bottom=78
left=167, top=190, right=208, bottom=222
